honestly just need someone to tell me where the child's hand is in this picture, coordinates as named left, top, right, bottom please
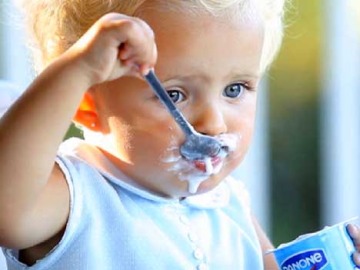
left=347, top=223, right=360, bottom=266
left=64, top=12, right=157, bottom=85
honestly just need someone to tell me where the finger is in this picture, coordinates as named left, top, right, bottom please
left=137, top=64, right=149, bottom=76
left=117, top=27, right=157, bottom=76
left=121, top=58, right=140, bottom=72
left=118, top=43, right=133, bottom=60
left=123, top=19, right=156, bottom=68
left=353, top=252, right=360, bottom=266
left=106, top=60, right=134, bottom=81
left=137, top=42, right=157, bottom=76
left=347, top=224, right=360, bottom=248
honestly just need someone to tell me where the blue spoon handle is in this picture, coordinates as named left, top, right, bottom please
left=144, top=70, right=194, bottom=137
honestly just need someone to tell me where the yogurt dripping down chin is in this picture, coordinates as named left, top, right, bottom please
left=162, top=133, right=240, bottom=194
left=182, top=157, right=224, bottom=193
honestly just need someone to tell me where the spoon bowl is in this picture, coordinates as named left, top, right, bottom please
left=180, top=133, right=222, bottom=160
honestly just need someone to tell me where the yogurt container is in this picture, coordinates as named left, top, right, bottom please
left=268, top=219, right=359, bottom=270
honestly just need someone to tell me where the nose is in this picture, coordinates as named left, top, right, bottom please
left=190, top=102, right=227, bottom=136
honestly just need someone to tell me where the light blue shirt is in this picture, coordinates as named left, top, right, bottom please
left=3, top=138, right=263, bottom=270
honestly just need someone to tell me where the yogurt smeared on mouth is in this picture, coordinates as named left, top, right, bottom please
left=193, top=154, right=224, bottom=174
left=205, top=158, right=213, bottom=174
left=162, top=133, right=240, bottom=194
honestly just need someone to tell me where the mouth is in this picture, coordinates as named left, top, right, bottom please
left=192, top=155, right=223, bottom=174
left=187, top=142, right=231, bottom=174
left=163, top=135, right=237, bottom=177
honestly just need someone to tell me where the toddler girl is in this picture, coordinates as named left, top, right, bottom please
left=0, top=0, right=359, bottom=269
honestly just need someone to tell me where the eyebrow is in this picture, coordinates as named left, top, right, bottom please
left=161, top=71, right=261, bottom=83
left=227, top=70, right=261, bottom=81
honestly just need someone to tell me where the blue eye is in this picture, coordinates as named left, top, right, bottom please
left=167, top=90, right=185, bottom=103
left=223, top=83, right=245, bottom=98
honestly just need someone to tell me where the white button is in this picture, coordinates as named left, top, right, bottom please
left=193, top=249, right=204, bottom=260
left=197, top=263, right=208, bottom=270
left=188, top=232, right=198, bottom=242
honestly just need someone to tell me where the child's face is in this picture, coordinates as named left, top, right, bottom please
left=92, top=6, right=264, bottom=198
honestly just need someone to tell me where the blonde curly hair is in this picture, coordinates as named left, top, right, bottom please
left=15, top=0, right=286, bottom=72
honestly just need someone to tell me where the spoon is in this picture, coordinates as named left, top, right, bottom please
left=144, top=70, right=222, bottom=160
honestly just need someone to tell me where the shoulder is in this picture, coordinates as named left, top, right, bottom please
left=56, top=138, right=105, bottom=184
left=0, top=80, right=21, bottom=117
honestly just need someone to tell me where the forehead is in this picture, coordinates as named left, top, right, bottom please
left=138, top=4, right=264, bottom=79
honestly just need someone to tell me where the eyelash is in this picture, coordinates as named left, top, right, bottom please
left=167, top=89, right=185, bottom=103
left=222, top=82, right=252, bottom=99
left=164, top=82, right=254, bottom=103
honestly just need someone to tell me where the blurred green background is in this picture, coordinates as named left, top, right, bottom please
left=268, top=0, right=322, bottom=245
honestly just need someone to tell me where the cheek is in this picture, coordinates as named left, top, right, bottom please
left=226, top=108, right=256, bottom=157
left=228, top=104, right=256, bottom=138
left=235, top=116, right=256, bottom=142
left=107, top=116, right=181, bottom=161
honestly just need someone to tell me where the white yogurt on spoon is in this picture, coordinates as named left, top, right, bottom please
left=162, top=133, right=240, bottom=194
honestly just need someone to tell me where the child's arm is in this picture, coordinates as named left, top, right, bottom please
left=0, top=13, right=156, bottom=250
left=251, top=215, right=279, bottom=269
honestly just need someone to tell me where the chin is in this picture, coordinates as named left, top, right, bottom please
left=193, top=176, right=223, bottom=195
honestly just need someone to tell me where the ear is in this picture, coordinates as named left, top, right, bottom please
left=73, top=92, right=101, bottom=131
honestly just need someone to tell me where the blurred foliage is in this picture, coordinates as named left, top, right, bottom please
left=268, top=0, right=322, bottom=245
left=65, top=123, right=83, bottom=140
